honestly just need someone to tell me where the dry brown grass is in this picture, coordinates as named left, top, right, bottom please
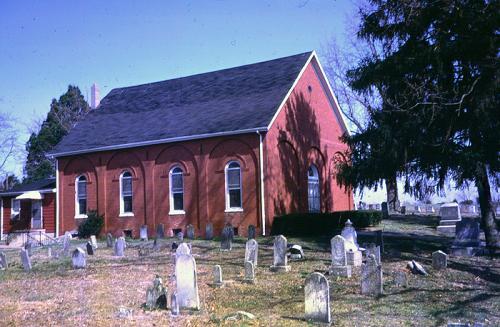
left=0, top=220, right=499, bottom=326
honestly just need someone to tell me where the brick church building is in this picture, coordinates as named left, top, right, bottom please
left=49, top=51, right=353, bottom=238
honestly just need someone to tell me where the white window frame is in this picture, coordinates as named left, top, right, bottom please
left=308, top=165, right=321, bottom=213
left=225, top=161, right=243, bottom=212
left=75, top=175, right=88, bottom=219
left=11, top=198, right=20, bottom=220
left=119, top=171, right=134, bottom=217
left=169, top=166, right=185, bottom=215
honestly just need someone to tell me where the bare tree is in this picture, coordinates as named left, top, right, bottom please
left=0, top=112, right=20, bottom=176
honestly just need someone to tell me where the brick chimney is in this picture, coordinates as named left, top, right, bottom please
left=91, top=83, right=100, bottom=109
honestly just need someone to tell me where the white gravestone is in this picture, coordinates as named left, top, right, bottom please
left=175, top=254, right=200, bottom=310
left=304, top=272, right=331, bottom=323
left=90, top=235, right=98, bottom=249
left=140, top=225, right=148, bottom=241
left=244, top=239, right=258, bottom=267
left=72, top=248, right=86, bottom=269
left=341, top=220, right=362, bottom=266
left=270, top=235, right=290, bottom=272
left=432, top=250, right=448, bottom=270
left=330, top=235, right=352, bottom=278
left=213, top=265, right=223, bottom=288
left=175, top=242, right=191, bottom=259
left=62, top=231, right=72, bottom=256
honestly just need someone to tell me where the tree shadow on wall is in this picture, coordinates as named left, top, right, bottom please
left=274, top=91, right=331, bottom=216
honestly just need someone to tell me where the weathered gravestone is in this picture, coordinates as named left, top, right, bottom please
left=145, top=275, right=168, bottom=310
left=213, top=265, right=223, bottom=288
left=437, top=202, right=462, bottom=234
left=247, top=225, right=256, bottom=240
left=20, top=249, right=31, bottom=272
left=156, top=223, right=165, bottom=239
left=288, top=244, right=305, bottom=260
left=170, top=292, right=179, bottom=316
left=0, top=252, right=7, bottom=270
left=176, top=231, right=184, bottom=241
left=114, top=237, right=126, bottom=257
left=365, top=243, right=381, bottom=265
left=106, top=233, right=113, bottom=248
left=221, top=224, right=234, bottom=251
left=304, top=272, right=331, bottom=324
left=393, top=271, right=408, bottom=287
left=205, top=223, right=213, bottom=240
left=245, top=239, right=258, bottom=266
left=451, top=218, right=481, bottom=256
left=270, top=235, right=290, bottom=272
left=72, top=248, right=86, bottom=269
left=341, top=219, right=362, bottom=266
left=361, top=254, right=383, bottom=296
left=90, top=235, right=98, bottom=249
left=244, top=261, right=255, bottom=284
left=140, top=225, right=148, bottom=241
left=175, top=242, right=191, bottom=259
left=381, top=202, right=389, bottom=219
left=25, top=241, right=33, bottom=257
left=86, top=241, right=94, bottom=255
left=62, top=232, right=72, bottom=256
left=47, top=246, right=52, bottom=258
left=186, top=224, right=195, bottom=240
left=330, top=235, right=351, bottom=278
left=175, top=254, right=200, bottom=310
left=432, top=250, right=448, bottom=270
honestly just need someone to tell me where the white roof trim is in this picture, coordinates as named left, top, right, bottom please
left=0, top=188, right=55, bottom=197
left=266, top=51, right=315, bottom=130
left=50, top=127, right=268, bottom=158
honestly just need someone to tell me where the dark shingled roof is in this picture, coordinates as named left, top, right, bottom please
left=0, top=178, right=56, bottom=196
left=51, top=52, right=313, bottom=156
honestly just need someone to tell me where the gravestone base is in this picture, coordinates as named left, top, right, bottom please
left=212, top=281, right=224, bottom=288
left=243, top=278, right=255, bottom=284
left=450, top=246, right=485, bottom=257
left=346, top=250, right=362, bottom=266
left=270, top=265, right=291, bottom=272
left=329, top=265, right=352, bottom=278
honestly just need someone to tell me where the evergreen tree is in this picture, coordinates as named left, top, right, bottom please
left=337, top=0, right=500, bottom=252
left=24, top=85, right=90, bottom=182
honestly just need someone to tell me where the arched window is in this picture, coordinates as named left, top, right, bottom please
left=308, top=165, right=320, bottom=212
left=225, top=161, right=242, bottom=210
left=169, top=166, right=184, bottom=214
left=120, top=171, right=133, bottom=215
left=75, top=175, right=87, bottom=217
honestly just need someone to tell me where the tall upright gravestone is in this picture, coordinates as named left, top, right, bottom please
left=213, top=265, right=223, bottom=288
left=270, top=235, right=290, bottom=272
left=245, top=239, right=258, bottom=266
left=140, top=225, right=148, bottom=241
left=114, top=237, right=126, bottom=257
left=186, top=224, right=195, bottom=240
left=330, top=235, right=351, bottom=278
left=62, top=232, right=72, bottom=256
left=205, top=223, right=214, bottom=240
left=0, top=252, right=7, bottom=270
left=244, top=261, right=255, bottom=284
left=20, top=249, right=31, bottom=272
left=304, top=272, right=331, bottom=323
left=175, top=254, right=200, bottom=310
left=221, top=224, right=234, bottom=251
left=361, top=254, right=383, bottom=296
left=106, top=233, right=113, bottom=248
left=90, top=235, right=98, bottom=249
left=156, top=224, right=165, bottom=239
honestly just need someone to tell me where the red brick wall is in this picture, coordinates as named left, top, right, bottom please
left=263, top=59, right=354, bottom=233
left=57, top=134, right=261, bottom=238
left=0, top=194, right=56, bottom=234
left=42, top=193, right=56, bottom=233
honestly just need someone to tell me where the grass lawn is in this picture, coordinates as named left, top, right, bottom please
left=0, top=216, right=499, bottom=326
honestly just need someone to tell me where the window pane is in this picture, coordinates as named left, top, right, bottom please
left=122, top=177, right=132, bottom=195
left=173, top=193, right=183, bottom=211
left=124, top=196, right=133, bottom=213
left=227, top=169, right=240, bottom=188
left=79, top=199, right=87, bottom=215
left=77, top=181, right=87, bottom=199
left=229, top=189, right=241, bottom=208
left=171, top=174, right=183, bottom=192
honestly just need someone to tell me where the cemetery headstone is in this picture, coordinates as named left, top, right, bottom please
left=72, top=247, right=86, bottom=269
left=0, top=252, right=7, bottom=270
left=247, top=225, right=256, bottom=240
left=213, top=265, right=223, bottom=288
left=365, top=243, right=381, bottom=265
left=90, top=235, right=98, bottom=249
left=304, top=272, right=331, bottom=324
left=205, top=223, right=213, bottom=240
left=221, top=224, right=234, bottom=251
left=175, top=254, right=200, bottom=310
left=437, top=202, right=462, bottom=234
left=114, top=237, right=126, bottom=257
left=288, top=244, right=305, bottom=260
left=329, top=235, right=351, bottom=278
left=341, top=219, right=362, bottom=266
left=244, top=261, right=255, bottom=284
left=361, top=254, right=383, bottom=296
left=170, top=292, right=179, bottom=316
left=47, top=246, right=52, bottom=258
left=25, top=241, right=33, bottom=257
left=106, top=233, right=113, bottom=248
left=156, top=223, right=165, bottom=239
left=86, top=241, right=94, bottom=255
left=381, top=202, right=389, bottom=219
left=62, top=232, right=72, bottom=256
left=270, top=235, right=290, bottom=272
left=432, top=250, right=448, bottom=270
left=451, top=218, right=482, bottom=256
left=140, top=225, right=148, bottom=241
left=153, top=238, right=160, bottom=251
left=244, top=239, right=258, bottom=266
left=176, top=231, right=184, bottom=241
left=20, top=249, right=31, bottom=272
left=145, top=275, right=168, bottom=310
left=393, top=271, right=408, bottom=287
left=186, top=224, right=195, bottom=240
left=175, top=242, right=191, bottom=259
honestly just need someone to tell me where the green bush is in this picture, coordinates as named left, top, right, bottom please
left=78, top=210, right=104, bottom=238
left=271, top=210, right=382, bottom=237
